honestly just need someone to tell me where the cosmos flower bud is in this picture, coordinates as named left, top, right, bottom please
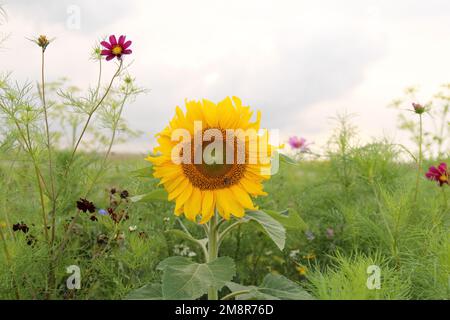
left=29, top=35, right=53, bottom=52
left=412, top=102, right=425, bottom=114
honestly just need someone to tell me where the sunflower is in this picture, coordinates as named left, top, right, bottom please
left=146, top=97, right=274, bottom=223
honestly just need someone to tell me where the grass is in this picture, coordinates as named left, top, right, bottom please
left=1, top=137, right=448, bottom=299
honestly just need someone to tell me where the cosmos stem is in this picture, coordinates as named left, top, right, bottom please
left=207, top=211, right=219, bottom=300
left=414, top=114, right=423, bottom=203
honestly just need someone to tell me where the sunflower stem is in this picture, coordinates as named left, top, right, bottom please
left=207, top=211, right=219, bottom=300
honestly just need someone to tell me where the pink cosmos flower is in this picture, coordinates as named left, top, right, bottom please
left=425, top=162, right=448, bottom=186
left=288, top=136, right=309, bottom=152
left=100, top=35, right=132, bottom=61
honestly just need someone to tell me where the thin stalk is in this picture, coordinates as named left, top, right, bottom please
left=413, top=114, right=423, bottom=203
left=40, top=50, right=57, bottom=245
left=207, top=212, right=219, bottom=300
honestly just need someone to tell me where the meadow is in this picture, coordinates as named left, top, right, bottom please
left=0, top=25, right=448, bottom=300
left=0, top=110, right=448, bottom=299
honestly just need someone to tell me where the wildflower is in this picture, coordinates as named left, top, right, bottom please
left=29, top=35, right=52, bottom=52
left=120, top=190, right=129, bottom=199
left=288, top=136, right=309, bottom=152
left=412, top=102, right=426, bottom=114
left=90, top=215, right=98, bottom=222
left=326, top=227, right=335, bottom=239
left=110, top=188, right=117, bottom=194
left=128, top=225, right=137, bottom=232
left=425, top=162, right=449, bottom=186
left=305, top=230, right=315, bottom=241
left=12, top=222, right=29, bottom=234
left=163, top=217, right=170, bottom=223
left=100, top=35, right=132, bottom=61
left=98, top=209, right=108, bottom=215
left=147, top=97, right=274, bottom=223
left=296, top=265, right=308, bottom=276
left=76, top=198, right=96, bottom=213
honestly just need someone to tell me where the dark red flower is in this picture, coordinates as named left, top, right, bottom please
left=425, top=162, right=448, bottom=186
left=120, top=190, right=129, bottom=199
left=100, top=35, right=132, bottom=61
left=12, top=222, right=29, bottom=234
left=76, top=198, right=96, bottom=213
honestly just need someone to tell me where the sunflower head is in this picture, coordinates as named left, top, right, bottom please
left=147, top=96, right=275, bottom=223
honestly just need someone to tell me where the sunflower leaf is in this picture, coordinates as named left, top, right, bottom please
left=124, top=283, right=162, bottom=300
left=129, top=188, right=168, bottom=202
left=157, top=256, right=236, bottom=300
left=245, top=210, right=286, bottom=251
left=226, top=274, right=314, bottom=300
left=264, top=209, right=307, bottom=232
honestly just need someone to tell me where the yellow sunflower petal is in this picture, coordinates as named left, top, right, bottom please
left=184, top=187, right=202, bottom=221
left=200, top=191, right=215, bottom=224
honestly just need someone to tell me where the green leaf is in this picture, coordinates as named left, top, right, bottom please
left=125, top=283, right=162, bottom=300
left=226, top=274, right=314, bottom=300
left=130, top=189, right=168, bottom=202
left=245, top=210, right=286, bottom=251
left=264, top=209, right=307, bottom=232
left=157, top=256, right=236, bottom=300
left=279, top=153, right=299, bottom=166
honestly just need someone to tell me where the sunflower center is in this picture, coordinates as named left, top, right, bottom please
left=112, top=45, right=123, bottom=55
left=181, top=130, right=247, bottom=190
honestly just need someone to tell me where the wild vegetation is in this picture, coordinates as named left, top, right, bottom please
left=0, top=7, right=448, bottom=300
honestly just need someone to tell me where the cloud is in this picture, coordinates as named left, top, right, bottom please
left=1, top=0, right=449, bottom=153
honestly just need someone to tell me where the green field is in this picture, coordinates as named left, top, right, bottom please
left=1, top=137, right=448, bottom=299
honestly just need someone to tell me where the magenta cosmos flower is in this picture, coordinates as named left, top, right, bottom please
left=100, top=35, right=132, bottom=61
left=425, top=162, right=448, bottom=186
left=288, top=136, right=309, bottom=152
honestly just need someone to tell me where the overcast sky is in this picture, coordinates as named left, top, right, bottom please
left=1, top=0, right=450, bottom=153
